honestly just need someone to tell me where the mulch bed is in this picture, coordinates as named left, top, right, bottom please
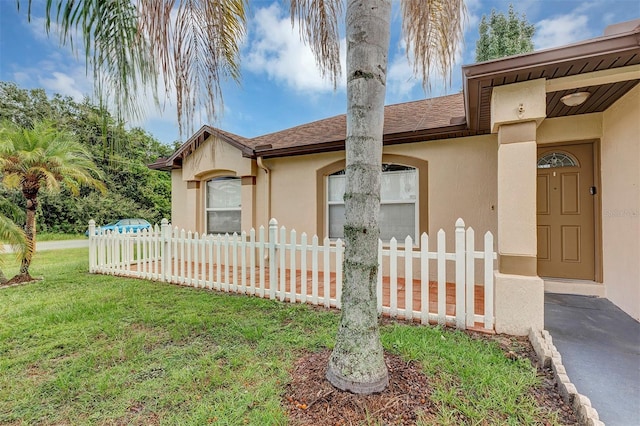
left=0, top=274, right=41, bottom=289
left=284, top=330, right=577, bottom=425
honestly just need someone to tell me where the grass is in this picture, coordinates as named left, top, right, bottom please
left=36, top=232, right=86, bottom=241
left=0, top=248, right=561, bottom=425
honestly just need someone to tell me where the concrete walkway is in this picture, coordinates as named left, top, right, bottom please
left=545, top=293, right=640, bottom=426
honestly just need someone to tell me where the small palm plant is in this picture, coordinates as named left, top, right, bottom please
left=0, top=120, right=104, bottom=281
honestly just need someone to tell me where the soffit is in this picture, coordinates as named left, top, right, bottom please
left=464, top=21, right=640, bottom=132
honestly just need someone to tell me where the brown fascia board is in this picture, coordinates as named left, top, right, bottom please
left=154, top=123, right=474, bottom=163
left=148, top=125, right=254, bottom=170
left=148, top=157, right=172, bottom=171
left=462, top=25, right=640, bottom=131
left=254, top=124, right=471, bottom=159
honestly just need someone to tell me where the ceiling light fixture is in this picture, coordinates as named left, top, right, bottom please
left=560, top=91, right=591, bottom=107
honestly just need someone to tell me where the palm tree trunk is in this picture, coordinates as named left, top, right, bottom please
left=326, top=0, right=391, bottom=394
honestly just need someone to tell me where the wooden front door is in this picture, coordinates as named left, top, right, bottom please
left=536, top=143, right=595, bottom=280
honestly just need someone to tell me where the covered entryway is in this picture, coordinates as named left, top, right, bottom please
left=536, top=142, right=597, bottom=280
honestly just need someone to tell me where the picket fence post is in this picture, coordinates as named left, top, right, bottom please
left=268, top=218, right=278, bottom=300
left=455, top=218, right=466, bottom=329
left=161, top=219, right=170, bottom=282
left=88, top=219, right=96, bottom=273
left=484, top=231, right=495, bottom=330
left=465, top=227, right=476, bottom=328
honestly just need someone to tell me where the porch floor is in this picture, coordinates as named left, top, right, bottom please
left=129, top=262, right=491, bottom=332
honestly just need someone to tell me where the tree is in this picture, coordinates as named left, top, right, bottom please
left=475, top=4, right=534, bottom=62
left=18, top=0, right=465, bottom=393
left=0, top=82, right=174, bottom=231
left=0, top=120, right=104, bottom=280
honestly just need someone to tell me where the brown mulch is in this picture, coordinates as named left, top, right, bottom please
left=284, top=331, right=577, bottom=426
left=285, top=350, right=435, bottom=425
left=0, top=274, right=41, bottom=288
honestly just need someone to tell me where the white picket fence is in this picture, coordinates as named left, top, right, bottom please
left=88, top=218, right=497, bottom=330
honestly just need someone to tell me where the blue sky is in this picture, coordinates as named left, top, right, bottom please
left=1, top=0, right=638, bottom=146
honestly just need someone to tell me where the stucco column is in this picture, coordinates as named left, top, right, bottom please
left=491, top=80, right=546, bottom=335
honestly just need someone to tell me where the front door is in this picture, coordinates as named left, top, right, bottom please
left=536, top=143, right=595, bottom=280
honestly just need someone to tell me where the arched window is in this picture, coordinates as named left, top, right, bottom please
left=206, top=177, right=241, bottom=234
left=537, top=152, right=579, bottom=169
left=327, top=164, right=417, bottom=241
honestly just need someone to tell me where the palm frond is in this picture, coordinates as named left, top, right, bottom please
left=0, top=214, right=30, bottom=262
left=0, top=195, right=25, bottom=224
left=0, top=120, right=105, bottom=195
left=174, top=0, right=248, bottom=135
left=401, top=0, right=466, bottom=90
left=21, top=0, right=156, bottom=125
left=289, top=0, right=342, bottom=88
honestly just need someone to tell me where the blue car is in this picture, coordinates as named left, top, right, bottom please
left=86, top=218, right=152, bottom=236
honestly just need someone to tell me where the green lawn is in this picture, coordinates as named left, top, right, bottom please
left=36, top=232, right=86, bottom=241
left=0, top=248, right=561, bottom=425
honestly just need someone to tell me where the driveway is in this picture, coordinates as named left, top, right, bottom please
left=545, top=293, right=640, bottom=426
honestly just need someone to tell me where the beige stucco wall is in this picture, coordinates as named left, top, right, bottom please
left=260, top=136, right=499, bottom=282
left=537, top=113, right=603, bottom=145
left=172, top=135, right=499, bottom=248
left=491, top=79, right=547, bottom=133
left=182, top=137, right=254, bottom=180
left=386, top=136, right=498, bottom=238
left=263, top=136, right=498, bottom=248
left=263, top=151, right=342, bottom=235
left=601, top=84, right=640, bottom=321
left=171, top=169, right=192, bottom=231
left=172, top=135, right=257, bottom=233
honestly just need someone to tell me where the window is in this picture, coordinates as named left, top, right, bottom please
left=537, top=152, right=578, bottom=169
left=328, top=165, right=418, bottom=241
left=206, top=177, right=241, bottom=234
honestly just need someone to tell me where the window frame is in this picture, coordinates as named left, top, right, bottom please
left=205, top=176, right=242, bottom=235
left=326, top=165, right=420, bottom=243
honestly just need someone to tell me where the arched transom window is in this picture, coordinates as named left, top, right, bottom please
left=327, top=164, right=417, bottom=241
left=206, top=177, right=241, bottom=234
left=537, top=152, right=579, bottom=169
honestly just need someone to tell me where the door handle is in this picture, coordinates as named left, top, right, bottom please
left=590, top=186, right=597, bottom=195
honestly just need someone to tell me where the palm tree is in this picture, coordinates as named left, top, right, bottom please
left=0, top=120, right=104, bottom=281
left=18, top=0, right=465, bottom=393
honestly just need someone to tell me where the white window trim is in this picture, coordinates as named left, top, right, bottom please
left=205, top=177, right=242, bottom=235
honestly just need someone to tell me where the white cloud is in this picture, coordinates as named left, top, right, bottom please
left=38, top=71, right=86, bottom=100
left=387, top=52, right=418, bottom=99
left=464, top=0, right=483, bottom=34
left=534, top=14, right=590, bottom=50
left=244, top=3, right=346, bottom=93
left=386, top=37, right=464, bottom=102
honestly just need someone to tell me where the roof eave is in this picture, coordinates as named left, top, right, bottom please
left=462, top=26, right=640, bottom=132
left=148, top=125, right=253, bottom=170
left=254, top=124, right=472, bottom=158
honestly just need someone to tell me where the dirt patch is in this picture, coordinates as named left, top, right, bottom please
left=284, top=332, right=577, bottom=425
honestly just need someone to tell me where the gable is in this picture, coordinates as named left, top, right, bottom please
left=182, top=134, right=254, bottom=181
